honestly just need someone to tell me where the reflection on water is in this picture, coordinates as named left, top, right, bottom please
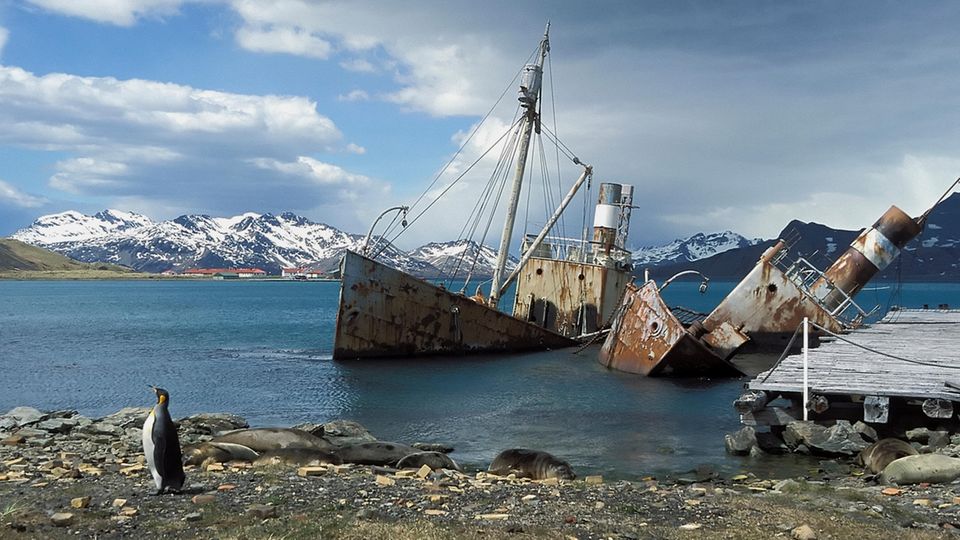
left=3, top=280, right=953, bottom=479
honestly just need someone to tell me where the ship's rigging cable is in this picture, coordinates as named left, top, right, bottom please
left=400, top=48, right=539, bottom=221
left=547, top=51, right=567, bottom=239
left=443, top=117, right=523, bottom=289
left=372, top=116, right=522, bottom=259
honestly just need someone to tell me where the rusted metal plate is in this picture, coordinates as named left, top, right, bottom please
left=811, top=205, right=922, bottom=312
left=333, top=251, right=576, bottom=359
left=512, top=257, right=631, bottom=336
left=598, top=281, right=743, bottom=377
left=701, top=259, right=844, bottom=358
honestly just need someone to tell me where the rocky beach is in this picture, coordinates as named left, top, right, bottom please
left=0, top=406, right=958, bottom=539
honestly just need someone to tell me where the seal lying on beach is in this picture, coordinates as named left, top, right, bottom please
left=880, top=453, right=960, bottom=485
left=488, top=449, right=575, bottom=480
left=210, top=428, right=334, bottom=453
left=331, top=441, right=420, bottom=466
left=253, top=448, right=342, bottom=468
left=396, top=451, right=461, bottom=472
left=859, top=438, right=918, bottom=474
left=182, top=441, right=261, bottom=466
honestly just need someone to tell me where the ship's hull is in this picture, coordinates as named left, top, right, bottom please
left=598, top=280, right=743, bottom=377
left=333, top=251, right=576, bottom=359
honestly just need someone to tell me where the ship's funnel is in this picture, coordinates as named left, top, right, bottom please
left=593, top=183, right=622, bottom=252
left=809, top=205, right=923, bottom=312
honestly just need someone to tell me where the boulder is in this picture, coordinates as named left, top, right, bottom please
left=412, top=442, right=455, bottom=454
left=177, top=413, right=249, bottom=436
left=880, top=453, right=960, bottom=485
left=3, top=406, right=46, bottom=427
left=290, top=423, right=325, bottom=437
left=756, top=432, right=789, bottom=454
left=321, top=420, right=376, bottom=443
left=905, top=427, right=937, bottom=444
left=926, top=431, right=950, bottom=450
left=98, top=407, right=151, bottom=429
left=852, top=421, right=877, bottom=443
left=783, top=421, right=868, bottom=456
left=37, top=418, right=78, bottom=434
left=724, top=426, right=757, bottom=455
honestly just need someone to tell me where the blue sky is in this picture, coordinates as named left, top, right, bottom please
left=1, top=1, right=959, bottom=250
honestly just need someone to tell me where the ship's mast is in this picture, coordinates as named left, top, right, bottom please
left=488, top=23, right=550, bottom=308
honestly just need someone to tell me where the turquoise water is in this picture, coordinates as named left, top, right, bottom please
left=1, top=279, right=957, bottom=478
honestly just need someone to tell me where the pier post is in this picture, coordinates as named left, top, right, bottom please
left=802, top=317, right=809, bottom=421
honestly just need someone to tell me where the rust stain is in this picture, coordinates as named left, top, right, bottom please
left=333, top=251, right=577, bottom=359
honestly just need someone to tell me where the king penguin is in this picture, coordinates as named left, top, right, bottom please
left=142, top=386, right=186, bottom=494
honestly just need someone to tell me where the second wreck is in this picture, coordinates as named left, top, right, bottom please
left=599, top=204, right=926, bottom=377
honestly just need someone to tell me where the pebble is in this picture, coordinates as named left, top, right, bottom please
left=679, top=523, right=702, bottom=530
left=50, top=512, right=75, bottom=526
left=585, top=475, right=603, bottom=485
left=375, top=475, right=396, bottom=486
left=70, top=496, right=91, bottom=508
left=111, top=498, right=128, bottom=508
left=792, top=523, right=816, bottom=540
left=247, top=504, right=278, bottom=519
left=184, top=512, right=203, bottom=522
left=192, top=494, right=216, bottom=505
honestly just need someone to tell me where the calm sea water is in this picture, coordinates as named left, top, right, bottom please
left=1, top=279, right=958, bottom=479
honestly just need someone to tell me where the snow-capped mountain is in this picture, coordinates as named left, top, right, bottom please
left=632, top=231, right=762, bottom=266
left=13, top=209, right=155, bottom=245
left=11, top=210, right=440, bottom=276
left=408, top=240, right=517, bottom=278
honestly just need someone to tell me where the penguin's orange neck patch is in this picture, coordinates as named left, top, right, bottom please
left=158, top=394, right=167, bottom=405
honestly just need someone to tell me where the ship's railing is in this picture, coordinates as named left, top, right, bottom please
left=770, top=246, right=871, bottom=327
left=520, top=233, right=632, bottom=268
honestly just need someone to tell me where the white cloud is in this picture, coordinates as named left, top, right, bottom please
left=345, top=143, right=366, bottom=155
left=0, top=27, right=8, bottom=57
left=337, top=89, right=369, bottom=102
left=235, top=24, right=333, bottom=59
left=339, top=58, right=376, bottom=73
left=0, top=65, right=342, bottom=148
left=26, top=0, right=186, bottom=27
left=250, top=156, right=371, bottom=186
left=0, top=179, right=47, bottom=208
left=226, top=0, right=505, bottom=117
left=0, top=64, right=378, bottom=229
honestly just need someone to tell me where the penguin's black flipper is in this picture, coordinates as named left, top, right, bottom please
left=151, top=418, right=169, bottom=493
left=163, top=418, right=186, bottom=491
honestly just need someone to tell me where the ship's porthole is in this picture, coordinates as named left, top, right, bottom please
left=578, top=273, right=585, bottom=281
left=767, top=283, right=778, bottom=293
left=536, top=268, right=543, bottom=275
left=651, top=321, right=659, bottom=332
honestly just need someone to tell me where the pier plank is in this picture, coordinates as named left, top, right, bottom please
left=750, top=310, right=960, bottom=401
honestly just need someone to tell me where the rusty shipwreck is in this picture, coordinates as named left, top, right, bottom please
left=599, top=204, right=928, bottom=377
left=333, top=25, right=634, bottom=360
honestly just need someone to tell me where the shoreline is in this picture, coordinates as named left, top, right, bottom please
left=2, top=407, right=959, bottom=539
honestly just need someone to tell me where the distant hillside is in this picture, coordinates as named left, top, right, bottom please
left=0, top=239, right=130, bottom=273
left=647, top=193, right=960, bottom=281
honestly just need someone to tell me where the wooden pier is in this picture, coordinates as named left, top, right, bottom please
left=740, top=309, right=960, bottom=428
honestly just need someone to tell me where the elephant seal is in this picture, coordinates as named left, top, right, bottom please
left=488, top=449, right=575, bottom=480
left=211, top=428, right=334, bottom=453
left=396, top=451, right=461, bottom=472
left=880, top=453, right=960, bottom=485
left=252, top=448, right=342, bottom=468
left=332, top=441, right=420, bottom=466
left=859, top=438, right=919, bottom=474
left=182, top=441, right=260, bottom=466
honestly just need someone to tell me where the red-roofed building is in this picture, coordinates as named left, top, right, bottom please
left=182, top=268, right=267, bottom=279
